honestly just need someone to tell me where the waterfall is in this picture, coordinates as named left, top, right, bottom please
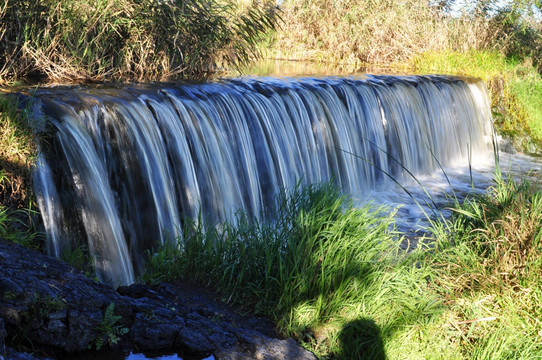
left=33, top=75, right=493, bottom=286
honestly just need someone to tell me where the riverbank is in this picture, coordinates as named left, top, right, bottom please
left=0, top=238, right=316, bottom=360
left=2, top=71, right=542, bottom=359
left=2, top=167, right=542, bottom=359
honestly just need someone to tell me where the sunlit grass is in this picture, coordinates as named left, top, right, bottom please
left=509, top=77, right=542, bottom=142
left=143, top=172, right=542, bottom=359
left=0, top=95, right=38, bottom=209
left=0, top=95, right=42, bottom=249
left=411, top=50, right=542, bottom=152
left=143, top=183, right=445, bottom=358
left=0, top=96, right=37, bottom=169
left=409, top=50, right=513, bottom=80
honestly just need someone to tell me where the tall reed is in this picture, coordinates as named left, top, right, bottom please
left=268, top=0, right=541, bottom=69
left=0, top=0, right=280, bottom=84
left=267, top=0, right=509, bottom=67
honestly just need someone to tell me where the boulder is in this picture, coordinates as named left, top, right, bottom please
left=0, top=239, right=316, bottom=360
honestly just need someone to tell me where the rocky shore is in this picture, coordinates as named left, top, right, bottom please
left=0, top=239, right=316, bottom=360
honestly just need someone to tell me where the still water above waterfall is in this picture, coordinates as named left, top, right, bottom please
left=32, top=75, right=497, bottom=286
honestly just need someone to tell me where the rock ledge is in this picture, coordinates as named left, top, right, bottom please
left=0, top=239, right=316, bottom=360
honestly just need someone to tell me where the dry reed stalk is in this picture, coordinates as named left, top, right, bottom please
left=270, top=0, right=515, bottom=67
left=0, top=0, right=279, bottom=84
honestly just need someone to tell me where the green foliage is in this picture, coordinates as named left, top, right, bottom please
left=93, top=303, right=128, bottom=351
left=509, top=76, right=542, bottom=142
left=2, top=290, right=18, bottom=301
left=0, top=95, right=38, bottom=174
left=0, top=205, right=41, bottom=250
left=143, top=174, right=542, bottom=359
left=26, top=293, right=65, bottom=320
left=60, top=244, right=99, bottom=280
left=410, top=50, right=512, bottom=79
left=0, top=0, right=281, bottom=83
left=144, top=183, right=444, bottom=358
left=425, top=171, right=542, bottom=359
left=412, top=50, right=542, bottom=152
left=0, top=95, right=44, bottom=251
left=439, top=172, right=542, bottom=288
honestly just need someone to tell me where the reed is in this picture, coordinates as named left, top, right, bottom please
left=0, top=0, right=280, bottom=84
left=424, top=170, right=542, bottom=360
left=266, top=0, right=507, bottom=67
left=268, top=0, right=541, bottom=69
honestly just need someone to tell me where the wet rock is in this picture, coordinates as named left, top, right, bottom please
left=34, top=309, right=67, bottom=349
left=2, top=348, right=54, bottom=360
left=66, top=309, right=102, bottom=351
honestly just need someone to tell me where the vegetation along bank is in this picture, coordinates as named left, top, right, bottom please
left=266, top=0, right=542, bottom=152
left=1, top=0, right=542, bottom=359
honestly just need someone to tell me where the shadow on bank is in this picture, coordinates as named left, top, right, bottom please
left=336, top=318, right=386, bottom=360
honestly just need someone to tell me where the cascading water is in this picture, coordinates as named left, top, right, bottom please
left=32, top=75, right=494, bottom=286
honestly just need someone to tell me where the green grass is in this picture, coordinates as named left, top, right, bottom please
left=143, top=183, right=444, bottom=358
left=0, top=205, right=41, bottom=250
left=425, top=172, right=542, bottom=359
left=143, top=175, right=542, bottom=359
left=409, top=50, right=513, bottom=80
left=0, top=96, right=37, bottom=171
left=509, top=77, right=542, bottom=142
left=0, top=95, right=42, bottom=249
left=411, top=50, right=542, bottom=152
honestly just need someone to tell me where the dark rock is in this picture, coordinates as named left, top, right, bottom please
left=0, top=318, right=6, bottom=354
left=66, top=309, right=101, bottom=351
left=0, top=238, right=316, bottom=360
left=2, top=348, right=54, bottom=360
left=131, top=313, right=183, bottom=350
left=117, top=284, right=150, bottom=298
left=176, top=327, right=214, bottom=354
left=35, top=310, right=67, bottom=349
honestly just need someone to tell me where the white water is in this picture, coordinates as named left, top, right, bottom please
left=33, top=75, right=501, bottom=285
left=365, top=150, right=542, bottom=241
left=33, top=151, right=65, bottom=257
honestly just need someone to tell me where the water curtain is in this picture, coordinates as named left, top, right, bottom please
left=33, top=75, right=492, bottom=285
